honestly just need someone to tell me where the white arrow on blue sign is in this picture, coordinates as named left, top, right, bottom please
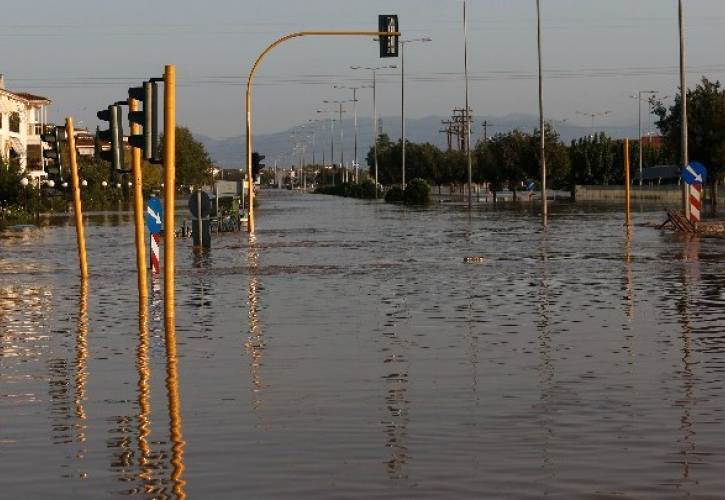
left=683, top=161, right=707, bottom=185
left=145, top=197, right=163, bottom=234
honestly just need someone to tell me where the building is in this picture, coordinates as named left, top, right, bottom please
left=0, top=74, right=51, bottom=171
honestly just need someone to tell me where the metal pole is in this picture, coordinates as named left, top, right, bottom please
left=679, top=0, right=690, bottom=219
left=163, top=64, right=176, bottom=329
left=353, top=87, right=358, bottom=183
left=638, top=92, right=643, bottom=187
left=339, top=102, right=344, bottom=181
left=537, top=0, right=547, bottom=227
left=244, top=30, right=399, bottom=233
left=625, top=138, right=631, bottom=226
left=373, top=70, right=379, bottom=197
left=65, top=117, right=89, bottom=280
left=196, top=190, right=202, bottom=246
left=128, top=98, right=148, bottom=300
left=464, top=0, right=472, bottom=209
left=401, top=41, right=406, bottom=188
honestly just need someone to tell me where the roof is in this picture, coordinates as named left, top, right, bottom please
left=0, top=88, right=51, bottom=104
left=11, top=92, right=50, bottom=103
left=636, top=165, right=681, bottom=181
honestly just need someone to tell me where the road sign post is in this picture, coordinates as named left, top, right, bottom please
left=682, top=161, right=707, bottom=225
left=145, top=197, right=163, bottom=273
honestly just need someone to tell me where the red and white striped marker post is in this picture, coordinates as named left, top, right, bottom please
left=689, top=183, right=702, bottom=225
left=150, top=233, right=161, bottom=274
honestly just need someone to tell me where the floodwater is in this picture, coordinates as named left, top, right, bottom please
left=2, top=191, right=725, bottom=499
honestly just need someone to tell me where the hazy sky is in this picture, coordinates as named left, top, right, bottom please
left=4, top=0, right=725, bottom=139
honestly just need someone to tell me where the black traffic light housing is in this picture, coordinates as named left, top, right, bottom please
left=128, top=80, right=161, bottom=164
left=378, top=15, right=399, bottom=58
left=41, top=125, right=65, bottom=182
left=252, top=152, right=266, bottom=179
left=97, top=104, right=125, bottom=178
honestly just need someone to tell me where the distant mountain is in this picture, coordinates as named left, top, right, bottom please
left=197, top=114, right=639, bottom=168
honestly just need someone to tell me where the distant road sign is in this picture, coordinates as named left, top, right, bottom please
left=189, top=190, right=211, bottom=219
left=683, top=161, right=707, bottom=185
left=145, top=197, right=162, bottom=234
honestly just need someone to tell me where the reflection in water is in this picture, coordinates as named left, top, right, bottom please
left=676, top=236, right=701, bottom=485
left=134, top=295, right=157, bottom=493
left=380, top=282, right=410, bottom=480
left=244, top=234, right=266, bottom=411
left=537, top=233, right=556, bottom=488
left=165, top=298, right=187, bottom=498
left=624, top=227, right=634, bottom=320
left=47, top=281, right=88, bottom=479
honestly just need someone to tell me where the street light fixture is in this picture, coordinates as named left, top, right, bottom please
left=351, top=65, right=397, bottom=197
left=323, top=99, right=352, bottom=181
left=400, top=37, right=432, bottom=188
left=630, top=90, right=658, bottom=186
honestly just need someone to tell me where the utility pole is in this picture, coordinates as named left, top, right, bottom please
left=464, top=0, right=472, bottom=209
left=537, top=0, right=547, bottom=227
left=400, top=37, right=432, bottom=189
left=481, top=120, right=496, bottom=144
left=679, top=0, right=690, bottom=219
left=633, top=91, right=658, bottom=187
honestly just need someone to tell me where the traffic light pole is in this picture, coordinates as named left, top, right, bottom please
left=129, top=97, right=148, bottom=303
left=163, top=64, right=177, bottom=331
left=245, top=30, right=400, bottom=233
left=65, top=117, right=89, bottom=281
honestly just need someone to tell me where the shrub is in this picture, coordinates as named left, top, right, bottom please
left=385, top=185, right=404, bottom=203
left=403, top=178, right=431, bottom=205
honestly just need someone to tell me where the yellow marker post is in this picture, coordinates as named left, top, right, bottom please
left=163, top=65, right=176, bottom=328
left=245, top=30, right=401, bottom=233
left=65, top=117, right=89, bottom=280
left=129, top=98, right=148, bottom=302
left=624, top=138, right=631, bottom=227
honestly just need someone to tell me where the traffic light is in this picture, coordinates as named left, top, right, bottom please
left=128, top=80, right=161, bottom=164
left=41, top=125, right=65, bottom=183
left=378, top=15, right=399, bottom=58
left=97, top=104, right=125, bottom=177
left=252, top=152, right=266, bottom=179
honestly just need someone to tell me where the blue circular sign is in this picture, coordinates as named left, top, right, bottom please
left=683, top=162, right=707, bottom=185
left=145, top=197, right=163, bottom=234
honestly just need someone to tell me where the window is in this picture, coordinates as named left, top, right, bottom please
left=9, top=112, right=20, bottom=133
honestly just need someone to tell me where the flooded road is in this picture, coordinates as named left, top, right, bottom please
left=2, top=190, right=725, bottom=498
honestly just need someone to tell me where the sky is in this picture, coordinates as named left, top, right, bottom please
left=4, top=0, right=725, bottom=140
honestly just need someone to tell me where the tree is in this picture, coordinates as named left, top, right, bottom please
left=531, top=124, right=570, bottom=191
left=174, top=126, right=213, bottom=188
left=569, top=133, right=618, bottom=188
left=654, top=77, right=725, bottom=209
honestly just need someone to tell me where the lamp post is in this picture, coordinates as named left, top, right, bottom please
left=323, top=99, right=351, bottom=182
left=400, top=37, right=432, bottom=189
left=631, top=90, right=658, bottom=186
left=463, top=0, right=473, bottom=208
left=351, top=65, right=397, bottom=197
left=679, top=0, right=690, bottom=219
left=537, top=0, right=547, bottom=226
left=316, top=109, right=337, bottom=184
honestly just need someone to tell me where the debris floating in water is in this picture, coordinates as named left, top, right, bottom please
left=463, top=256, right=485, bottom=263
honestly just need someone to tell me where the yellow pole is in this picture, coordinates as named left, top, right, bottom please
left=65, top=117, right=89, bottom=280
left=161, top=65, right=184, bottom=496
left=129, top=98, right=148, bottom=302
left=245, top=30, right=401, bottom=233
left=624, top=138, right=631, bottom=227
left=163, top=64, right=176, bottom=328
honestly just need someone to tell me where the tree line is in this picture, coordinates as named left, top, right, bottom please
left=366, top=77, right=725, bottom=204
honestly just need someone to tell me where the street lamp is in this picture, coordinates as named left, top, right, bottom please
left=81, top=180, right=88, bottom=187
left=101, top=180, right=108, bottom=187
left=334, top=85, right=370, bottom=183
left=20, top=177, right=29, bottom=187
left=323, top=99, right=353, bottom=182
left=630, top=90, right=658, bottom=186
left=351, top=65, right=397, bottom=197
left=316, top=109, right=338, bottom=184
left=400, top=37, right=432, bottom=188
